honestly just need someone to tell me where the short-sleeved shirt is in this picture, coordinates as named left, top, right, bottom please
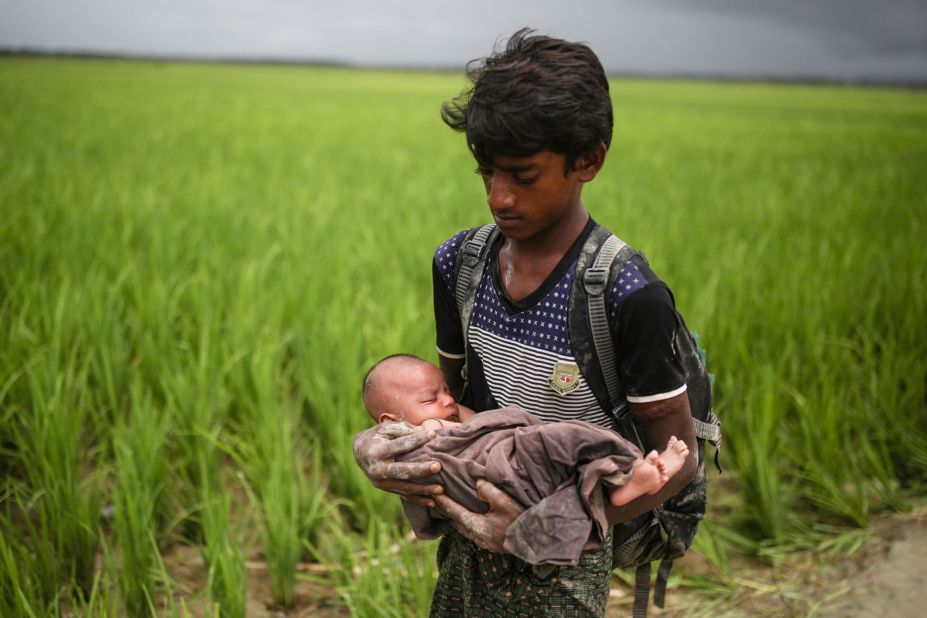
left=433, top=217, right=687, bottom=427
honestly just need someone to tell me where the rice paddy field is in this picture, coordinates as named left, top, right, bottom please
left=1, top=57, right=926, bottom=616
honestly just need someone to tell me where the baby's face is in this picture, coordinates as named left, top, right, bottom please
left=394, top=362, right=460, bottom=426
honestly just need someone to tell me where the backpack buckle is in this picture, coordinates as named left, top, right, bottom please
left=583, top=267, right=609, bottom=295
left=462, top=238, right=485, bottom=259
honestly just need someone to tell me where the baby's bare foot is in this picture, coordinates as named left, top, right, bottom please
left=658, top=436, right=689, bottom=479
left=608, top=440, right=691, bottom=507
left=609, top=456, right=666, bottom=506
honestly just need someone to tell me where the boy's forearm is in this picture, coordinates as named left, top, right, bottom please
left=604, top=393, right=698, bottom=526
left=604, top=460, right=695, bottom=523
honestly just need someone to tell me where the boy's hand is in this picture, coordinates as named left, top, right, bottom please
left=433, top=480, right=523, bottom=553
left=353, top=422, right=444, bottom=507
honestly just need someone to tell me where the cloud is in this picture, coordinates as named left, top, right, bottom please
left=1, top=0, right=924, bottom=80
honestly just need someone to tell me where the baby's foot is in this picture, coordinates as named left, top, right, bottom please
left=657, top=436, right=689, bottom=480
left=647, top=450, right=669, bottom=483
left=609, top=452, right=667, bottom=507
left=608, top=439, right=691, bottom=507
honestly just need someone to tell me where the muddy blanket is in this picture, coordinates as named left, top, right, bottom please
left=397, top=406, right=642, bottom=566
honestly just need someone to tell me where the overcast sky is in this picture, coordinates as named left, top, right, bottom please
left=1, top=0, right=926, bottom=82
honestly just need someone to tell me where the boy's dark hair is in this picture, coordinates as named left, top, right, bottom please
left=441, top=27, right=613, bottom=173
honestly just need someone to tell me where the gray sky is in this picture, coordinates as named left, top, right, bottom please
left=1, top=0, right=926, bottom=82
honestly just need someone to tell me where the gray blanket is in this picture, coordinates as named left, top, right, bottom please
left=397, top=406, right=642, bottom=566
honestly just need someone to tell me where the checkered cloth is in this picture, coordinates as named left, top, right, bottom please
left=430, top=530, right=613, bottom=617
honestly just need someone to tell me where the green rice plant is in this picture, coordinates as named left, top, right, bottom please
left=223, top=343, right=305, bottom=607
left=64, top=556, right=119, bottom=618
left=288, top=260, right=425, bottom=530
left=79, top=266, right=137, bottom=451
left=757, top=522, right=868, bottom=566
left=690, top=520, right=734, bottom=583
left=722, top=363, right=790, bottom=540
left=306, top=518, right=437, bottom=618
left=861, top=330, right=927, bottom=488
left=786, top=382, right=871, bottom=526
left=199, top=455, right=247, bottom=618
left=0, top=509, right=46, bottom=618
left=300, top=435, right=329, bottom=553
left=1, top=58, right=926, bottom=609
left=160, top=306, right=235, bottom=539
left=13, top=340, right=101, bottom=596
left=101, top=524, right=194, bottom=618
left=0, top=483, right=61, bottom=612
left=111, top=378, right=171, bottom=615
left=151, top=537, right=194, bottom=618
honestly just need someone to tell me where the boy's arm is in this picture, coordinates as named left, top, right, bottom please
left=603, top=277, right=699, bottom=522
left=438, top=355, right=475, bottom=420
left=603, top=392, right=697, bottom=524
left=439, top=353, right=465, bottom=400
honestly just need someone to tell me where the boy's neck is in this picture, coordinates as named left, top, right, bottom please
left=496, top=206, right=590, bottom=302
left=503, top=206, right=590, bottom=258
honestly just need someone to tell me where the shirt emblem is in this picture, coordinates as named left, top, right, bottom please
left=548, top=362, right=581, bottom=395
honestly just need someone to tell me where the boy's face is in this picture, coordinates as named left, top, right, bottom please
left=380, top=362, right=460, bottom=426
left=475, top=149, right=600, bottom=241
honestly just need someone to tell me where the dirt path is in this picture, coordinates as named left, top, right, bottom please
left=819, top=510, right=927, bottom=617
left=158, top=507, right=926, bottom=616
left=605, top=506, right=927, bottom=617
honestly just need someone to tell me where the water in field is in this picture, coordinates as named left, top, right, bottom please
left=1, top=58, right=925, bottom=616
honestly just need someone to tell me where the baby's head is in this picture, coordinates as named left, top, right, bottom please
left=362, top=354, right=460, bottom=426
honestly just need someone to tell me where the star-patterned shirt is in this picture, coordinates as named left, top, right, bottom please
left=433, top=219, right=687, bottom=428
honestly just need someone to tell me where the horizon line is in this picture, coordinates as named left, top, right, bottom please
left=2, top=47, right=925, bottom=90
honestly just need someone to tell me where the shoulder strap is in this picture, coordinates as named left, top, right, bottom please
left=571, top=226, right=662, bottom=617
left=584, top=235, right=635, bottom=421
left=571, top=227, right=722, bottom=451
left=571, top=226, right=720, bottom=618
left=568, top=225, right=641, bottom=444
left=452, top=224, right=499, bottom=388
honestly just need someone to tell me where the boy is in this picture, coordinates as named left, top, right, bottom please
left=354, top=28, right=703, bottom=616
left=362, top=354, right=689, bottom=563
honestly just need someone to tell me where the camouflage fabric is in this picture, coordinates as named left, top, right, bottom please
left=430, top=530, right=613, bottom=617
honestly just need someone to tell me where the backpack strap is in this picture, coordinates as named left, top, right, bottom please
left=584, top=234, right=629, bottom=413
left=452, top=224, right=499, bottom=390
left=632, top=557, right=674, bottom=616
left=633, top=563, right=651, bottom=618
left=572, top=226, right=722, bottom=617
left=693, top=412, right=722, bottom=445
left=572, top=226, right=662, bottom=618
left=572, top=226, right=642, bottom=448
left=654, top=558, right=674, bottom=608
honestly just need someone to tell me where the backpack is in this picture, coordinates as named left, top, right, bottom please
left=453, top=223, right=723, bottom=618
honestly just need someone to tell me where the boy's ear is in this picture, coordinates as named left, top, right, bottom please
left=575, top=144, right=607, bottom=182
left=378, top=412, right=399, bottom=423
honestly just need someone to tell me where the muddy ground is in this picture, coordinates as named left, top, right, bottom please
left=605, top=505, right=927, bottom=617
left=158, top=505, right=926, bottom=617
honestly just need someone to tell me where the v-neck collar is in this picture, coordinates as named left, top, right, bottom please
left=489, top=217, right=597, bottom=315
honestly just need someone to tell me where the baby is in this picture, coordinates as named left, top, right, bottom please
left=363, top=354, right=689, bottom=510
